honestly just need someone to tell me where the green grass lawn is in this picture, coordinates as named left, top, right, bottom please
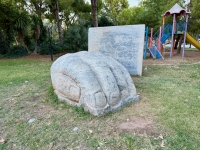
left=164, top=46, right=198, bottom=51
left=0, top=58, right=200, bottom=149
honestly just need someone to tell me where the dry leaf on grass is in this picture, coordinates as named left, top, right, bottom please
left=89, top=129, right=93, bottom=134
left=198, top=96, right=200, bottom=99
left=159, top=134, right=164, bottom=140
left=160, top=140, right=165, bottom=148
left=49, top=142, right=54, bottom=147
left=0, top=139, right=5, bottom=144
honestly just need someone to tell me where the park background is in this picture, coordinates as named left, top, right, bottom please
left=1, top=0, right=200, bottom=149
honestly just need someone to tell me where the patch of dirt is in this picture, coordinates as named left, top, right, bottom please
left=31, top=96, right=40, bottom=101
left=32, top=103, right=58, bottom=117
left=117, top=117, right=158, bottom=136
left=19, top=52, right=66, bottom=61
left=144, top=51, right=200, bottom=65
left=19, top=50, right=200, bottom=66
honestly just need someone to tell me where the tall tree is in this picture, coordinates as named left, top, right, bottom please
left=22, top=0, right=46, bottom=19
left=70, top=0, right=91, bottom=25
left=47, top=0, right=63, bottom=45
left=55, top=0, right=63, bottom=45
left=91, top=0, right=98, bottom=27
left=0, top=2, right=16, bottom=49
left=13, top=10, right=30, bottom=52
left=31, top=15, right=41, bottom=53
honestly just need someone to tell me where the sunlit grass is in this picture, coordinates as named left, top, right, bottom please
left=164, top=46, right=198, bottom=51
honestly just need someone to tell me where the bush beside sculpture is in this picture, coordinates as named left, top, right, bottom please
left=5, top=46, right=28, bottom=58
left=50, top=51, right=139, bottom=116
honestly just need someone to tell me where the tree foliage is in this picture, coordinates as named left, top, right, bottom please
left=71, top=0, right=91, bottom=24
left=31, top=15, right=41, bottom=53
left=1, top=0, right=200, bottom=57
left=98, top=16, right=114, bottom=27
left=188, top=0, right=200, bottom=34
left=22, top=0, right=47, bottom=18
left=103, top=0, right=129, bottom=25
left=63, top=21, right=89, bottom=53
left=13, top=10, right=30, bottom=50
left=0, top=2, right=17, bottom=48
left=126, top=0, right=186, bottom=32
left=117, top=7, right=144, bottom=25
left=0, top=29, right=9, bottom=54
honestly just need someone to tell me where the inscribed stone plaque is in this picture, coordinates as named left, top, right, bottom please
left=88, top=25, right=145, bottom=75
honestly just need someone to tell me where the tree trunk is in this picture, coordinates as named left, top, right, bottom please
left=114, top=16, right=118, bottom=26
left=55, top=0, right=63, bottom=45
left=33, top=39, right=38, bottom=54
left=33, top=25, right=40, bottom=54
left=23, top=43, right=31, bottom=53
left=91, top=0, right=98, bottom=27
left=14, top=36, right=18, bottom=45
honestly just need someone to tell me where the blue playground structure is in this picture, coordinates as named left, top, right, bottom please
left=143, top=3, right=200, bottom=59
left=144, top=26, right=165, bottom=59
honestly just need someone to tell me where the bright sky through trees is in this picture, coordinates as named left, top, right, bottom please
left=128, top=0, right=139, bottom=7
left=86, top=0, right=139, bottom=7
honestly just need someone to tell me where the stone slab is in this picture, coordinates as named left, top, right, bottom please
left=88, top=25, right=145, bottom=75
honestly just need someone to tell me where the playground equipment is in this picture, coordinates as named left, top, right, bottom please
left=144, top=3, right=200, bottom=59
left=144, top=26, right=164, bottom=59
left=186, top=33, right=200, bottom=50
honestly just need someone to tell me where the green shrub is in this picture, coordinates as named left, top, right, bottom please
left=37, top=43, right=48, bottom=55
left=0, top=29, right=9, bottom=55
left=28, top=44, right=37, bottom=52
left=98, top=16, right=114, bottom=27
left=60, top=44, right=67, bottom=51
left=38, top=43, right=63, bottom=55
left=63, top=25, right=88, bottom=53
left=52, top=44, right=62, bottom=54
left=5, top=45, right=28, bottom=58
left=0, top=42, right=9, bottom=55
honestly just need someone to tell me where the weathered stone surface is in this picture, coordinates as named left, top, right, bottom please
left=50, top=51, right=139, bottom=116
left=88, top=25, right=145, bottom=76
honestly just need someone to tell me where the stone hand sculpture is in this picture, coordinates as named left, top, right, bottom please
left=51, top=51, right=139, bottom=116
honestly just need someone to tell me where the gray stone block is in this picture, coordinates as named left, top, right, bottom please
left=88, top=25, right=145, bottom=76
left=51, top=51, right=139, bottom=116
